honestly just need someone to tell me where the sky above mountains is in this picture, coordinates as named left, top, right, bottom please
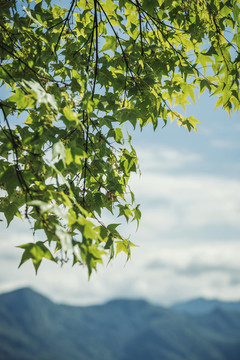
left=1, top=90, right=240, bottom=306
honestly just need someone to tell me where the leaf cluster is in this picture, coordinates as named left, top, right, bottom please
left=0, top=0, right=240, bottom=275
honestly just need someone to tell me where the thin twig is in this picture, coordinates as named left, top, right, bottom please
left=54, top=0, right=76, bottom=53
left=82, top=111, right=89, bottom=207
left=136, top=0, right=144, bottom=56
left=92, top=0, right=99, bottom=100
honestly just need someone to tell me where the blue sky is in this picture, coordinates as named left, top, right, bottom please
left=1, top=89, right=240, bottom=306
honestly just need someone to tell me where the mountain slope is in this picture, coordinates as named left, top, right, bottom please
left=171, top=297, right=240, bottom=315
left=1, top=288, right=240, bottom=360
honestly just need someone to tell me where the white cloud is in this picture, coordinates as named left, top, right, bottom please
left=127, top=240, right=240, bottom=305
left=130, top=172, right=240, bottom=235
left=135, top=145, right=202, bottom=172
left=210, top=139, right=239, bottom=149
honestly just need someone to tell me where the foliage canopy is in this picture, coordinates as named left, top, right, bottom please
left=0, top=0, right=240, bottom=275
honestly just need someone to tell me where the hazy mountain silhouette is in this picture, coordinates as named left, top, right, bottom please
left=171, top=297, right=240, bottom=315
left=1, top=288, right=240, bottom=360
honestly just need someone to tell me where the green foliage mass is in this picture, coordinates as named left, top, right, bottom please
left=0, top=0, right=240, bottom=275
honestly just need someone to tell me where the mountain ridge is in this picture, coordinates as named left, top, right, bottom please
left=1, top=288, right=240, bottom=360
left=171, top=297, right=240, bottom=315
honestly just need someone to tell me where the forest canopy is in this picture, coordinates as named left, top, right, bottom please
left=0, top=0, right=240, bottom=275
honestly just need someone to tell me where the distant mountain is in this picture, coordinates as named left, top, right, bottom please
left=1, top=288, right=240, bottom=360
left=171, top=297, right=240, bottom=315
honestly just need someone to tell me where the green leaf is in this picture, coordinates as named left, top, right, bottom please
left=104, top=233, right=113, bottom=249
left=101, top=36, right=118, bottom=52
left=55, top=225, right=73, bottom=252
left=8, top=89, right=34, bottom=109
left=142, top=0, right=159, bottom=15
left=114, top=128, right=124, bottom=143
left=63, top=106, right=78, bottom=124
left=107, top=223, right=121, bottom=237
left=0, top=166, right=18, bottom=196
left=28, top=200, right=52, bottom=212
left=132, top=204, right=141, bottom=230
left=115, top=239, right=136, bottom=259
left=18, top=242, right=56, bottom=274
left=22, top=80, right=58, bottom=110
left=4, top=203, right=21, bottom=227
left=52, top=140, right=66, bottom=165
